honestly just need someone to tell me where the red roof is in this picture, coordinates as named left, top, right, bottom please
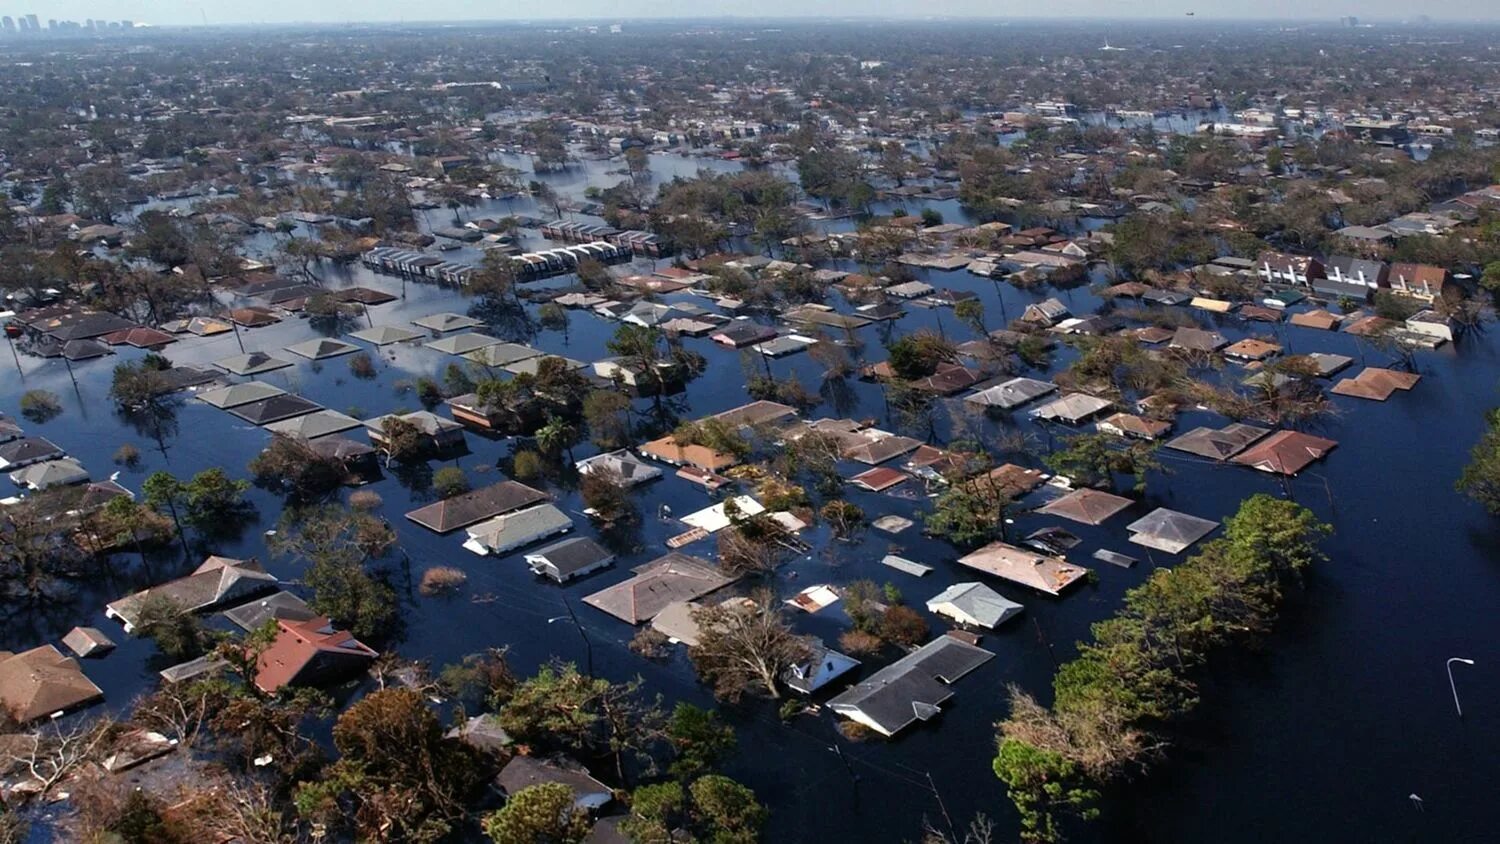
left=254, top=616, right=377, bottom=694
left=1231, top=430, right=1338, bottom=476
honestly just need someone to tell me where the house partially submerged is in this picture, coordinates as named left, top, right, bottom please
left=575, top=450, right=662, bottom=487
left=405, top=480, right=548, bottom=533
left=0, top=645, right=104, bottom=724
left=1126, top=508, right=1218, bottom=554
left=827, top=637, right=995, bottom=737
left=463, top=503, right=574, bottom=556
left=1037, top=487, right=1134, bottom=525
left=955, top=542, right=1089, bottom=596
left=965, top=377, right=1057, bottom=410
left=525, top=537, right=616, bottom=583
left=107, top=557, right=278, bottom=632
left=1231, top=430, right=1338, bottom=475
left=583, top=553, right=734, bottom=624
left=497, top=756, right=613, bottom=812
left=1030, top=393, right=1113, bottom=424
left=926, top=582, right=1023, bottom=629
left=782, top=640, right=861, bottom=695
left=254, top=617, right=377, bottom=695
left=1165, top=423, right=1270, bottom=460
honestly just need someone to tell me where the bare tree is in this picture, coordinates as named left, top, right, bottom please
left=689, top=592, right=810, bottom=701
left=1, top=716, right=115, bottom=797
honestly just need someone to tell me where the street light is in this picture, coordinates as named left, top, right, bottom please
left=548, top=598, right=594, bottom=676
left=1447, top=657, right=1475, bottom=718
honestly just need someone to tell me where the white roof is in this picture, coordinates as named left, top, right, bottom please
left=680, top=495, right=766, bottom=533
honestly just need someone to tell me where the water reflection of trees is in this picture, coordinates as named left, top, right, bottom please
left=466, top=294, right=536, bottom=343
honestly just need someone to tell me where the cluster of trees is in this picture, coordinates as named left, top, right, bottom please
left=993, top=495, right=1329, bottom=841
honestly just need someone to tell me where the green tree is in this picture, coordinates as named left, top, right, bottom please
left=134, top=594, right=210, bottom=661
left=181, top=468, right=254, bottom=534
left=666, top=703, right=737, bottom=781
left=1044, top=433, right=1159, bottom=492
left=484, top=782, right=590, bottom=844
left=1459, top=408, right=1500, bottom=514
left=689, top=775, right=767, bottom=843
left=432, top=466, right=470, bottom=499
left=993, top=738, right=1101, bottom=844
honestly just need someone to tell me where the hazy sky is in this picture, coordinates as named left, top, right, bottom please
left=18, top=1, right=1498, bottom=27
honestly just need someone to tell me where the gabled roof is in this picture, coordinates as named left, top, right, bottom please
left=497, top=756, right=613, bottom=811
left=464, top=342, right=543, bottom=367
left=926, top=582, right=1023, bottom=629
left=254, top=616, right=377, bottom=694
left=575, top=450, right=662, bottom=486
left=0, top=645, right=103, bottom=723
left=827, top=637, right=994, bottom=736
left=405, top=480, right=549, bottom=533
left=1030, top=393, right=1113, bottom=423
left=107, top=557, right=277, bottom=630
left=966, top=376, right=1058, bottom=409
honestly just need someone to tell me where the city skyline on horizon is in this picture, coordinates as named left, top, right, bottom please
left=2, top=3, right=1500, bottom=30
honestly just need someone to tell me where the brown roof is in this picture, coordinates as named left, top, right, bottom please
left=254, top=616, right=377, bottom=694
left=639, top=436, right=740, bottom=472
left=1231, top=430, right=1338, bottom=475
left=955, top=542, right=1088, bottom=596
left=583, top=553, right=734, bottom=624
left=1330, top=367, right=1421, bottom=401
left=1343, top=315, right=1396, bottom=337
left=969, top=463, right=1046, bottom=499
left=850, top=466, right=908, bottom=491
left=1098, top=412, right=1171, bottom=439
left=1289, top=310, right=1341, bottom=331
left=405, top=480, right=548, bottom=533
left=843, top=434, right=923, bottom=465
left=0, top=645, right=103, bottom=723
left=1223, top=338, right=1282, bottom=360
left=1037, top=487, right=1134, bottom=525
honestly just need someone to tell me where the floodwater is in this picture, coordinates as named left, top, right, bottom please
left=3, top=153, right=1498, bottom=843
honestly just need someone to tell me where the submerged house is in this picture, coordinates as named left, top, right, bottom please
left=926, top=582, right=1023, bottom=629
left=254, top=617, right=378, bottom=695
left=782, top=639, right=861, bottom=695
left=0, top=645, right=104, bottom=724
left=827, top=637, right=995, bottom=737
left=955, top=542, right=1089, bottom=596
left=107, top=557, right=278, bottom=632
left=525, top=537, right=616, bottom=583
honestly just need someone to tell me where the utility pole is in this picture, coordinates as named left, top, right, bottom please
left=925, top=771, right=955, bottom=840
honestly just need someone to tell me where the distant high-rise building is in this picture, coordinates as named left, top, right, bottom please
left=46, top=18, right=54, bottom=30
left=1341, top=15, right=1359, bottom=27
left=25, top=14, right=38, bottom=30
left=2, top=16, right=14, bottom=31
left=121, top=19, right=131, bottom=28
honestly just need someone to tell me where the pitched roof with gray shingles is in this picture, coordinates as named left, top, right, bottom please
left=405, top=481, right=549, bottom=533
left=965, top=377, right=1058, bottom=409
left=1126, top=508, right=1219, bottom=554
left=926, top=582, right=1023, bottom=629
left=412, top=312, right=482, bottom=332
left=197, top=381, right=286, bottom=409
left=349, top=325, right=424, bottom=346
left=229, top=394, right=324, bottom=425
left=583, top=553, right=734, bottom=624
left=285, top=338, right=359, bottom=360
left=213, top=352, right=293, bottom=376
left=263, top=410, right=362, bottom=439
left=426, top=332, right=503, bottom=355
left=107, top=557, right=278, bottom=629
left=827, top=637, right=994, bottom=736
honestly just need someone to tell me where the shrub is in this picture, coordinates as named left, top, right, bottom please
left=836, top=721, right=873, bottom=742
left=838, top=630, right=884, bottom=656
left=348, top=352, right=377, bottom=378
left=879, top=604, right=929, bottom=647
left=419, top=566, right=467, bottom=596
left=432, top=466, right=470, bottom=499
left=348, top=490, right=383, bottom=511
left=19, top=390, right=61, bottom=422
left=113, top=443, right=141, bottom=467
left=415, top=377, right=443, bottom=408
left=630, top=628, right=671, bottom=659
left=511, top=449, right=544, bottom=481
